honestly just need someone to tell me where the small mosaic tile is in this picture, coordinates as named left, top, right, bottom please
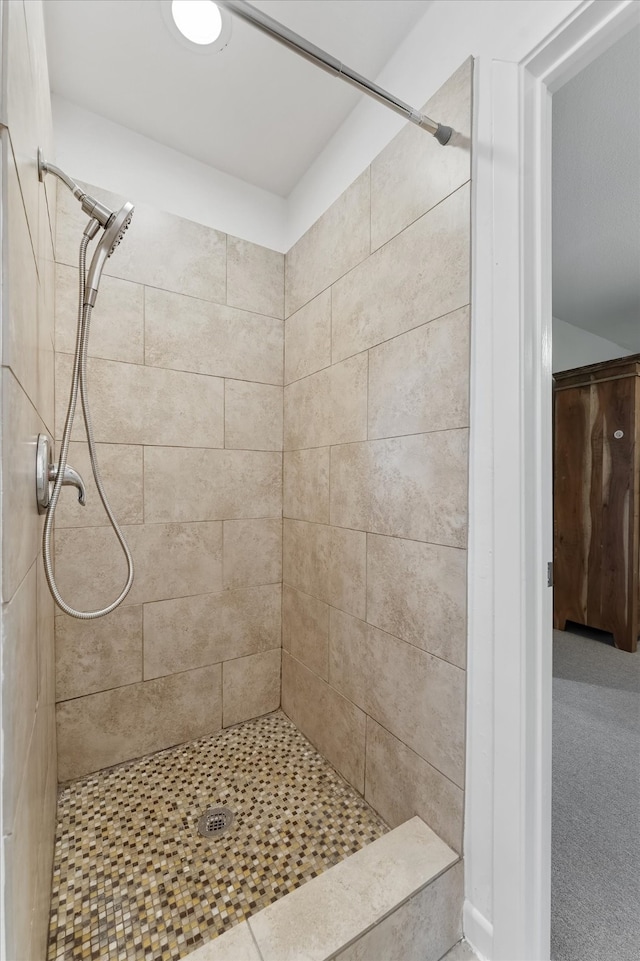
left=48, top=711, right=388, bottom=960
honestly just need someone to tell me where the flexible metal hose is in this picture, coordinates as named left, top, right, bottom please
left=42, top=229, right=134, bottom=618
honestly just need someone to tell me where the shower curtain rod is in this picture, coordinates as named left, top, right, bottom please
left=217, top=0, right=453, bottom=145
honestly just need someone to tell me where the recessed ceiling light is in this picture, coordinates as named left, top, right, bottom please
left=162, top=0, right=232, bottom=53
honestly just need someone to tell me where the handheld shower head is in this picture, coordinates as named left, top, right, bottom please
left=85, top=202, right=135, bottom=306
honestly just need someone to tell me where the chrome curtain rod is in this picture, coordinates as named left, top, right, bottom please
left=217, top=0, right=453, bottom=145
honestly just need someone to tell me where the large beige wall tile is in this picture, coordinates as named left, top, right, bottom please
left=55, top=443, right=143, bottom=529
left=282, top=585, right=329, bottom=680
left=367, top=534, right=467, bottom=668
left=144, top=447, right=282, bottom=523
left=283, top=519, right=330, bottom=600
left=144, top=287, right=283, bottom=386
left=36, top=234, right=55, bottom=435
left=4, top=152, right=39, bottom=413
left=57, top=183, right=227, bottom=303
left=282, top=520, right=365, bottom=616
left=332, top=183, right=470, bottom=363
left=144, top=584, right=281, bottom=679
left=2, top=370, right=45, bottom=602
left=223, top=518, right=282, bottom=589
left=223, top=649, right=281, bottom=727
left=365, top=719, right=463, bottom=853
left=371, top=59, right=472, bottom=250
left=329, top=609, right=465, bottom=787
left=368, top=307, right=469, bottom=439
left=56, top=665, right=223, bottom=780
left=284, top=289, right=331, bottom=384
left=225, top=380, right=283, bottom=451
left=284, top=353, right=367, bottom=450
left=227, top=237, right=284, bottom=319
left=55, top=263, right=144, bottom=364
left=36, top=555, right=56, bottom=730
left=329, top=526, right=366, bottom=619
left=54, top=521, right=222, bottom=611
left=283, top=448, right=330, bottom=524
left=1, top=563, right=38, bottom=829
left=188, top=921, right=261, bottom=961
left=334, top=861, right=463, bottom=961
left=282, top=652, right=365, bottom=793
left=330, top=431, right=469, bottom=548
left=55, top=354, right=224, bottom=448
left=55, top=606, right=143, bottom=701
left=285, top=169, right=370, bottom=317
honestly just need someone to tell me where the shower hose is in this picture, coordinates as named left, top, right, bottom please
left=42, top=227, right=134, bottom=618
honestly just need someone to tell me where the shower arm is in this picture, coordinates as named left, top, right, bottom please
left=217, top=0, right=453, bottom=145
left=38, top=149, right=116, bottom=227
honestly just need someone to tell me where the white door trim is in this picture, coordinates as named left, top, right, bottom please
left=465, top=3, right=640, bottom=959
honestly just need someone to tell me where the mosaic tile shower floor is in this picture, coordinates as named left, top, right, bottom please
left=48, top=711, right=388, bottom=960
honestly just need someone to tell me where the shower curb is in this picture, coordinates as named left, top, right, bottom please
left=187, top=816, right=462, bottom=961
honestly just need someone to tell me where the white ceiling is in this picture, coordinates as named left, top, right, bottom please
left=552, top=25, right=640, bottom=352
left=43, top=0, right=432, bottom=197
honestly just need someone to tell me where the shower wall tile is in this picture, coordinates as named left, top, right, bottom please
left=283, top=447, right=330, bottom=524
left=225, top=379, right=283, bottom=451
left=2, top=7, right=57, bottom=958
left=2, top=563, right=38, bottom=830
left=285, top=169, right=370, bottom=317
left=4, top=149, right=38, bottom=401
left=144, top=287, right=283, bottom=386
left=222, top=649, right=281, bottom=728
left=329, top=609, right=466, bottom=788
left=367, top=534, right=467, bottom=669
left=56, top=182, right=227, bottom=304
left=54, top=521, right=223, bottom=611
left=370, top=59, right=472, bottom=251
left=56, top=665, right=223, bottom=781
left=55, top=353, right=224, bottom=448
left=282, top=520, right=366, bottom=618
left=328, top=526, right=367, bottom=620
left=55, top=605, right=143, bottom=701
left=365, top=719, right=463, bottom=854
left=368, top=307, right=470, bottom=439
left=284, top=289, right=331, bottom=385
left=143, top=584, right=281, bottom=679
left=222, top=518, right=282, bottom=589
left=282, top=585, right=329, bottom=681
left=283, top=518, right=330, bottom=601
left=284, top=352, right=367, bottom=450
left=331, top=183, right=470, bottom=363
left=330, top=431, right=469, bottom=548
left=2, top=369, right=46, bottom=603
left=333, top=860, right=463, bottom=961
left=144, top=447, right=282, bottom=523
left=55, top=442, right=144, bottom=529
left=55, top=263, right=144, bottom=364
left=227, top=237, right=284, bottom=319
left=282, top=652, right=366, bottom=794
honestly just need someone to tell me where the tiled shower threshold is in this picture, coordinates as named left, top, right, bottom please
left=48, top=712, right=460, bottom=961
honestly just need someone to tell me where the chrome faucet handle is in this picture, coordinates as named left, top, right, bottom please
left=49, top=462, right=87, bottom=506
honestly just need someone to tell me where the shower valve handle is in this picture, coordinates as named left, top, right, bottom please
left=49, top=462, right=87, bottom=507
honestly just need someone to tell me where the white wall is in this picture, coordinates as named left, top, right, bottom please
left=553, top=316, right=632, bottom=372
left=52, top=96, right=288, bottom=250
left=51, top=0, right=581, bottom=252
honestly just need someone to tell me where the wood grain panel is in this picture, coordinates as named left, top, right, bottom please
left=553, top=355, right=640, bottom=653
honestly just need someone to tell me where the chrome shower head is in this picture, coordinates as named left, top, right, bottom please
left=85, top=202, right=135, bottom=306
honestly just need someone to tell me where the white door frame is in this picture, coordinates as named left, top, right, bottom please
left=465, top=2, right=640, bottom=959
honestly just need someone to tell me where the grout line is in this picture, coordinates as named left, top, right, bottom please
left=247, top=918, right=266, bottom=961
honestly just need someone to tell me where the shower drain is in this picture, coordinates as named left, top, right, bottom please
left=197, top=807, right=234, bottom=838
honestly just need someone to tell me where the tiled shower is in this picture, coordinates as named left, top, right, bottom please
left=1, top=2, right=471, bottom=957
